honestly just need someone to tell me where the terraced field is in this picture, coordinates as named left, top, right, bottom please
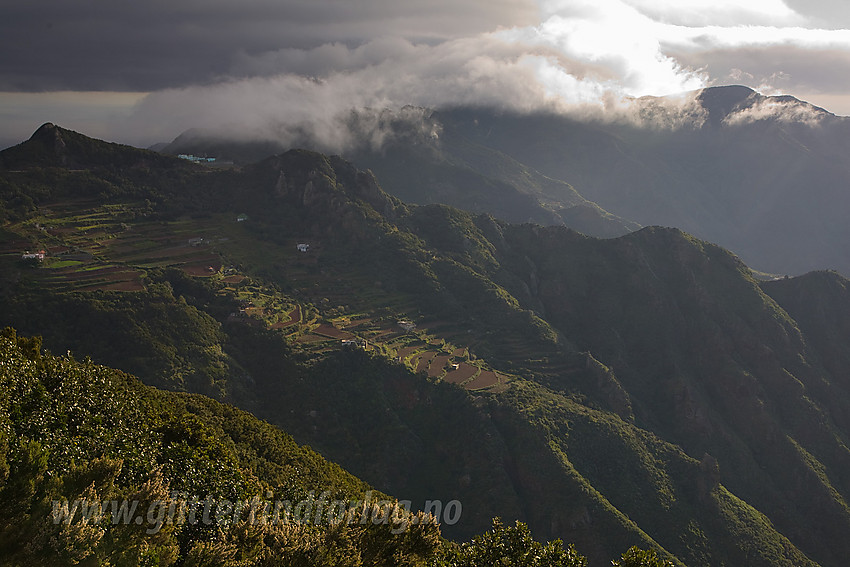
left=40, top=264, right=145, bottom=292
left=427, top=354, right=452, bottom=378
left=270, top=306, right=301, bottom=329
left=414, top=351, right=436, bottom=373
left=466, top=370, right=505, bottom=391
left=443, top=362, right=479, bottom=385
left=313, top=323, right=353, bottom=340
left=2, top=200, right=511, bottom=391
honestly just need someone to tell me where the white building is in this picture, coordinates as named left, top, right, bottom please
left=21, top=250, right=45, bottom=261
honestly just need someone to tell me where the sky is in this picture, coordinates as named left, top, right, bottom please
left=3, top=0, right=850, bottom=149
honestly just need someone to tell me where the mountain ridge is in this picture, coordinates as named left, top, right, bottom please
left=159, top=108, right=641, bottom=239
left=153, top=85, right=850, bottom=274
left=3, top=124, right=850, bottom=565
left=435, top=86, right=850, bottom=275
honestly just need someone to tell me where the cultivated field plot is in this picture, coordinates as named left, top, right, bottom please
left=443, top=362, right=479, bottom=385
left=270, top=306, right=302, bottom=329
left=414, top=351, right=436, bottom=373
left=428, top=354, right=452, bottom=378
left=39, top=264, right=146, bottom=292
left=295, top=334, right=332, bottom=345
left=394, top=345, right=419, bottom=363
left=313, top=323, right=353, bottom=340
left=465, top=370, right=506, bottom=391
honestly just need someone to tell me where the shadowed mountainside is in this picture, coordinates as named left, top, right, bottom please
left=436, top=86, right=850, bottom=275
left=3, top=125, right=850, bottom=565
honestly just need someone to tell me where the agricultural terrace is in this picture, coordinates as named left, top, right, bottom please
left=0, top=200, right=511, bottom=392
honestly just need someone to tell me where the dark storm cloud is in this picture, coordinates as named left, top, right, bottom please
left=0, top=0, right=537, bottom=91
left=7, top=0, right=850, bottom=148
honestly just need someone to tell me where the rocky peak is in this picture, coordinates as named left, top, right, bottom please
left=697, top=85, right=758, bottom=126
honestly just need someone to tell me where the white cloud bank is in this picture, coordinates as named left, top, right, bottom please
left=120, top=0, right=715, bottom=148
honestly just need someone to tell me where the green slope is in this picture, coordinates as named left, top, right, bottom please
left=0, top=328, right=448, bottom=566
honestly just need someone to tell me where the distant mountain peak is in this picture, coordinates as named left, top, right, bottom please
left=1, top=123, right=182, bottom=171
left=696, top=85, right=834, bottom=127
left=32, top=122, right=58, bottom=136
left=700, top=84, right=756, bottom=98
left=697, top=85, right=759, bottom=126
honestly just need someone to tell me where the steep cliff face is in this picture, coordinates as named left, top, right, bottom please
left=486, top=225, right=850, bottom=566
left=761, top=271, right=850, bottom=430
left=241, top=149, right=404, bottom=237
